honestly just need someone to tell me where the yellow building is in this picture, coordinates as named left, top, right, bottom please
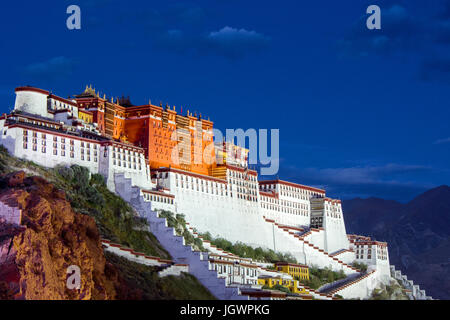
left=258, top=276, right=309, bottom=295
left=275, top=262, right=309, bottom=280
left=78, top=109, right=93, bottom=124
left=258, top=276, right=283, bottom=288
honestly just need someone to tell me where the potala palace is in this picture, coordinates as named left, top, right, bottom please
left=0, top=85, right=432, bottom=300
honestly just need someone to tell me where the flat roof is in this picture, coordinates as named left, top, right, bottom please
left=259, top=179, right=325, bottom=194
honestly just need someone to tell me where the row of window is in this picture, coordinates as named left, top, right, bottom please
left=213, top=263, right=257, bottom=278
left=260, top=184, right=323, bottom=200
left=229, top=170, right=257, bottom=182
left=112, top=159, right=142, bottom=170
left=112, top=152, right=142, bottom=163
left=112, top=146, right=142, bottom=156
left=142, top=192, right=174, bottom=205
left=261, top=203, right=309, bottom=216
left=23, top=143, right=98, bottom=162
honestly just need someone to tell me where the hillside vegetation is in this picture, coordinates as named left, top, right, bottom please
left=0, top=145, right=169, bottom=259
left=200, top=232, right=297, bottom=263
left=106, top=252, right=215, bottom=300
left=301, top=267, right=346, bottom=290
left=0, top=146, right=219, bottom=299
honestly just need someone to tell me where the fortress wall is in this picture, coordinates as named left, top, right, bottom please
left=324, top=213, right=350, bottom=254
left=307, top=229, right=326, bottom=251
left=331, top=250, right=355, bottom=265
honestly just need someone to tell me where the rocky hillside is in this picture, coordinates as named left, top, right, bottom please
left=0, top=171, right=117, bottom=299
left=0, top=146, right=214, bottom=300
left=342, top=186, right=450, bottom=300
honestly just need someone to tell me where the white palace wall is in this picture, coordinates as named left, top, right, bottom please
left=323, top=208, right=350, bottom=254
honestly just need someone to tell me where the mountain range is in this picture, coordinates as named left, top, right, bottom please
left=342, top=185, right=450, bottom=300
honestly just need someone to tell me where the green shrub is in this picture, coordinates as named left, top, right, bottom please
left=352, top=262, right=368, bottom=272
left=157, top=210, right=205, bottom=251
left=302, top=267, right=347, bottom=289
left=90, top=173, right=106, bottom=187
left=56, top=165, right=74, bottom=181
left=198, top=233, right=298, bottom=264
left=272, top=284, right=291, bottom=294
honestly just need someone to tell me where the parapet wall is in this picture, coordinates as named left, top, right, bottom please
left=328, top=270, right=379, bottom=299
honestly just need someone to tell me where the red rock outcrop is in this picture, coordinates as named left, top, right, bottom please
left=0, top=172, right=117, bottom=300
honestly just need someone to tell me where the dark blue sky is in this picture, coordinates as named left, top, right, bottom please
left=1, top=0, right=449, bottom=201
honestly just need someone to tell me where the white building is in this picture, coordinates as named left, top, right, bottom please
left=141, top=189, right=175, bottom=212
left=310, top=197, right=351, bottom=254
left=208, top=253, right=259, bottom=286
left=0, top=87, right=153, bottom=191
left=99, top=140, right=152, bottom=191
left=348, top=235, right=391, bottom=283
left=259, top=180, right=325, bottom=227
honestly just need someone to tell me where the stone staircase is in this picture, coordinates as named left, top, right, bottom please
left=114, top=174, right=249, bottom=300
left=390, top=265, right=432, bottom=300
left=263, top=217, right=359, bottom=275
left=318, top=272, right=365, bottom=294
left=324, top=270, right=378, bottom=299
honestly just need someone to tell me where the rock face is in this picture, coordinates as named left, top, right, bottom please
left=0, top=172, right=117, bottom=300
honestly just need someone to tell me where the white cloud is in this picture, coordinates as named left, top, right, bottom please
left=433, top=137, right=450, bottom=144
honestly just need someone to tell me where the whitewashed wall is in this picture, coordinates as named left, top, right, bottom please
left=14, top=90, right=51, bottom=118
